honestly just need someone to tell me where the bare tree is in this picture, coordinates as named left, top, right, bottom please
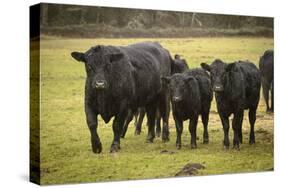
left=190, top=13, right=202, bottom=27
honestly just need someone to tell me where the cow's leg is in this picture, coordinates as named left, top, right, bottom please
left=249, top=108, right=257, bottom=145
left=121, top=110, right=134, bottom=138
left=201, top=113, right=209, bottom=144
left=262, top=78, right=270, bottom=112
left=232, top=110, right=243, bottom=150
left=238, top=122, right=243, bottom=144
left=271, top=80, right=274, bottom=112
left=155, top=109, right=161, bottom=137
left=189, top=115, right=198, bottom=149
left=174, top=114, right=183, bottom=149
left=135, top=108, right=145, bottom=135
left=133, top=109, right=140, bottom=127
left=238, top=109, right=243, bottom=144
left=85, top=104, right=102, bottom=153
left=219, top=113, right=230, bottom=149
left=201, top=103, right=210, bottom=144
left=159, top=92, right=170, bottom=142
left=146, top=103, right=157, bottom=143
left=110, top=111, right=127, bottom=153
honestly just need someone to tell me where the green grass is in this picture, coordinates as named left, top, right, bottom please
left=38, top=37, right=274, bottom=185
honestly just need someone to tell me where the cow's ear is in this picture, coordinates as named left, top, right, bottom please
left=109, top=53, right=124, bottom=62
left=225, top=63, right=235, bottom=72
left=201, top=63, right=210, bottom=72
left=175, top=54, right=180, bottom=59
left=186, top=76, right=195, bottom=83
left=71, top=52, right=86, bottom=63
left=161, top=76, right=171, bottom=85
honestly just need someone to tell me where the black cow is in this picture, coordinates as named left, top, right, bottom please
left=259, top=50, right=274, bottom=112
left=172, top=54, right=189, bottom=74
left=71, top=42, right=171, bottom=153
left=201, top=59, right=261, bottom=149
left=162, top=68, right=213, bottom=149
left=121, top=54, right=189, bottom=139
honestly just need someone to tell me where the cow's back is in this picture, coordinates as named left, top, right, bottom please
left=237, top=61, right=261, bottom=107
left=125, top=42, right=171, bottom=75
left=121, top=42, right=172, bottom=106
left=185, top=68, right=213, bottom=103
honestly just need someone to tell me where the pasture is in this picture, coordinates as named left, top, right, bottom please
left=38, top=37, right=273, bottom=184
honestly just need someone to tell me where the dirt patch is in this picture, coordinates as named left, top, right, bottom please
left=256, top=128, right=270, bottom=135
left=256, top=128, right=273, bottom=143
left=210, top=129, right=220, bottom=133
left=160, top=150, right=176, bottom=154
left=175, top=163, right=205, bottom=176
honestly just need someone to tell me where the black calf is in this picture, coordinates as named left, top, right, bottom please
left=201, top=59, right=261, bottom=149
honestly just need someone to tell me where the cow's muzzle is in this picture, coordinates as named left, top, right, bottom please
left=94, top=80, right=107, bottom=89
left=172, top=96, right=182, bottom=102
left=213, top=85, right=224, bottom=92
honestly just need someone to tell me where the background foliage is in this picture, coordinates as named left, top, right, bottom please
left=39, top=3, right=273, bottom=38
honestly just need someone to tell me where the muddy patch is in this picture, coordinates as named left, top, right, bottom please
left=160, top=150, right=176, bottom=154
left=256, top=128, right=273, bottom=143
left=210, top=129, right=220, bottom=133
left=256, top=128, right=270, bottom=134
left=175, top=163, right=205, bottom=176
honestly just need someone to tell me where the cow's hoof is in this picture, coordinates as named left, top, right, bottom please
left=156, top=131, right=161, bottom=138
left=120, top=131, right=127, bottom=138
left=203, top=139, right=209, bottom=144
left=134, top=130, right=141, bottom=136
left=176, top=144, right=181, bottom=150
left=223, top=142, right=229, bottom=150
left=146, top=138, right=154, bottom=143
left=191, top=144, right=197, bottom=149
left=162, top=137, right=170, bottom=143
left=223, top=140, right=230, bottom=150
left=162, top=133, right=170, bottom=142
left=146, top=133, right=155, bottom=143
left=266, top=109, right=273, bottom=113
left=110, top=143, right=120, bottom=153
left=223, top=145, right=229, bottom=150
left=92, top=141, right=102, bottom=154
left=232, top=144, right=240, bottom=150
left=249, top=139, right=255, bottom=145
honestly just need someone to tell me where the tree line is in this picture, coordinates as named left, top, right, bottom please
left=41, top=3, right=272, bottom=29
left=39, top=3, right=273, bottom=38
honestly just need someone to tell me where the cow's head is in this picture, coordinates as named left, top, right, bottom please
left=172, top=58, right=188, bottom=75
left=71, top=46, right=124, bottom=91
left=201, top=59, right=225, bottom=92
left=162, top=74, right=194, bottom=103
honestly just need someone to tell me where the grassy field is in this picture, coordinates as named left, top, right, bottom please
left=38, top=37, right=274, bottom=185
